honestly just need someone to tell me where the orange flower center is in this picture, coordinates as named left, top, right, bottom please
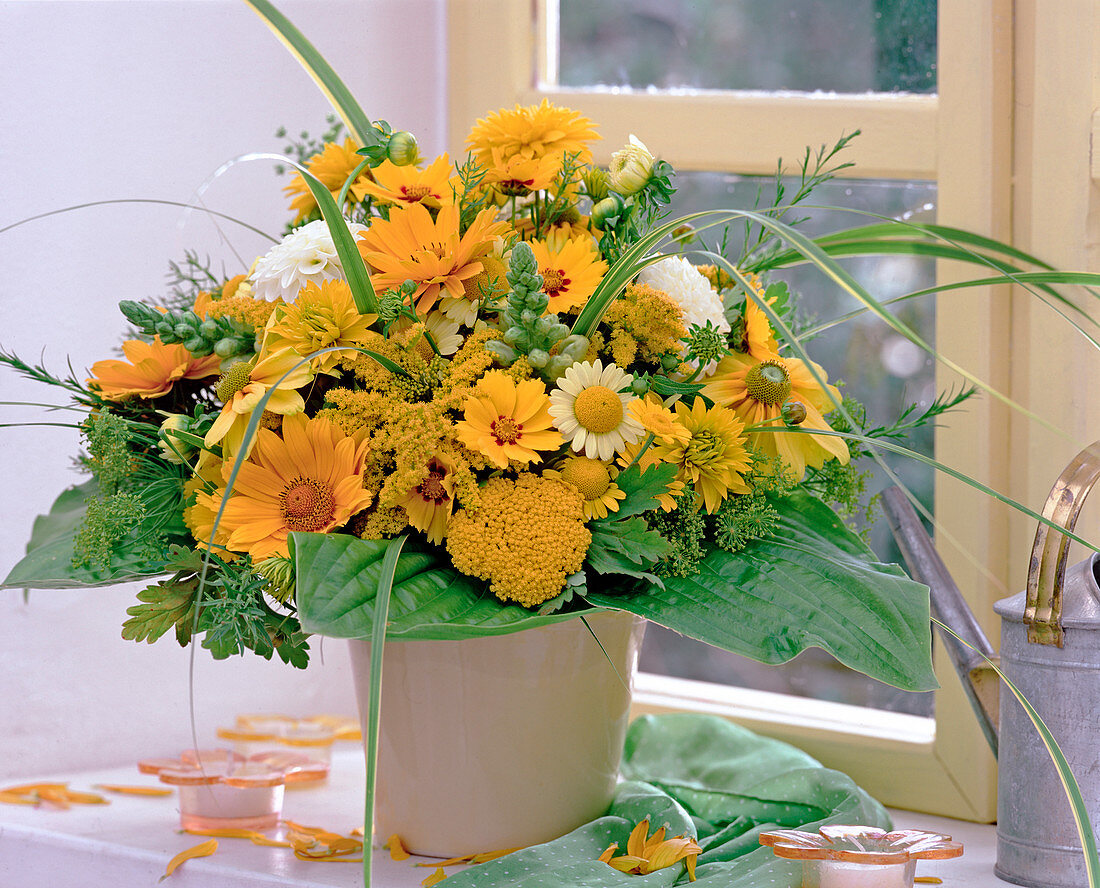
left=491, top=416, right=522, bottom=445
left=573, top=385, right=623, bottom=434
left=540, top=267, right=569, bottom=297
left=418, top=470, right=449, bottom=503
left=400, top=184, right=434, bottom=203
left=280, top=478, right=336, bottom=532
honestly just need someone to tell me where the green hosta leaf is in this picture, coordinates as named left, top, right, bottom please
left=292, top=533, right=594, bottom=640
left=586, top=516, right=669, bottom=585
left=613, top=462, right=680, bottom=518
left=2, top=481, right=170, bottom=589
left=586, top=488, right=936, bottom=692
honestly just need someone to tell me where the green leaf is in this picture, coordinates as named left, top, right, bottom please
left=2, top=481, right=169, bottom=589
left=242, top=0, right=379, bottom=148
left=121, top=577, right=199, bottom=646
left=613, top=462, right=680, bottom=518
left=586, top=516, right=670, bottom=585
left=587, top=488, right=937, bottom=692
left=292, top=533, right=594, bottom=640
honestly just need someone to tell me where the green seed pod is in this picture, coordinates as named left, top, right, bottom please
left=213, top=338, right=239, bottom=358
left=527, top=349, right=551, bottom=369
left=387, top=131, right=419, bottom=166
left=631, top=376, right=651, bottom=396
left=590, top=194, right=625, bottom=231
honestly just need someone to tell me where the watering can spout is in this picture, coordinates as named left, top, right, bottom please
left=881, top=487, right=1000, bottom=755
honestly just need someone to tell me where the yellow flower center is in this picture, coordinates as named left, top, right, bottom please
left=560, top=457, right=611, bottom=500
left=540, top=267, right=570, bottom=298
left=400, top=184, right=434, bottom=203
left=418, top=470, right=449, bottom=504
left=491, top=416, right=522, bottom=444
left=215, top=361, right=254, bottom=403
left=744, top=360, right=792, bottom=405
left=280, top=477, right=336, bottom=532
left=685, top=429, right=726, bottom=468
left=573, top=385, right=623, bottom=434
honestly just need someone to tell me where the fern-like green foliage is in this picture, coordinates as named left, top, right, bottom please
left=122, top=574, right=199, bottom=646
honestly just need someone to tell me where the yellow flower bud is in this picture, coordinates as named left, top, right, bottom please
left=608, top=135, right=655, bottom=195
left=158, top=414, right=194, bottom=465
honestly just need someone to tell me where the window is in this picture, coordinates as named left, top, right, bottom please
left=441, top=0, right=1100, bottom=822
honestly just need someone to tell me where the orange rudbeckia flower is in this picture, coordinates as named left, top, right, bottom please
left=87, top=338, right=220, bottom=401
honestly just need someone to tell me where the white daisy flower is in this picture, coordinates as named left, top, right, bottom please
left=249, top=218, right=368, bottom=302
left=425, top=310, right=463, bottom=356
left=549, top=359, right=645, bottom=461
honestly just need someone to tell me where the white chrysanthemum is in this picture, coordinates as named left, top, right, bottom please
left=249, top=219, right=368, bottom=302
left=549, top=359, right=644, bottom=461
left=639, top=255, right=730, bottom=334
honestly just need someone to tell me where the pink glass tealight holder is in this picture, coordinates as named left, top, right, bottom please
left=759, top=825, right=963, bottom=888
left=139, top=749, right=291, bottom=830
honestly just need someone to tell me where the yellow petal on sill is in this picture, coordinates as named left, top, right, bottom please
left=415, top=854, right=475, bottom=867
left=59, top=789, right=108, bottom=805
left=0, top=782, right=68, bottom=795
left=0, top=791, right=39, bottom=806
left=34, top=788, right=71, bottom=809
left=598, top=843, right=618, bottom=864
left=350, top=826, right=365, bottom=837
left=386, top=834, right=411, bottom=861
left=159, top=838, right=218, bottom=881
left=183, top=827, right=290, bottom=846
left=96, top=784, right=174, bottom=797
left=915, top=879, right=944, bottom=884
left=469, top=847, right=522, bottom=864
left=421, top=866, right=448, bottom=886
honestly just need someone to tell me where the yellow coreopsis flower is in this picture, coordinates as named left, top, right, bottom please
left=350, top=154, right=460, bottom=208
left=357, top=203, right=510, bottom=314
left=396, top=454, right=456, bottom=544
left=205, top=413, right=372, bottom=561
left=480, top=149, right=562, bottom=196
left=204, top=346, right=314, bottom=458
left=455, top=371, right=562, bottom=469
left=284, top=139, right=369, bottom=223
left=528, top=231, right=607, bottom=314
left=263, top=279, right=378, bottom=375
left=87, top=338, right=220, bottom=401
left=466, top=99, right=599, bottom=169
left=703, top=352, right=850, bottom=481
left=598, top=818, right=702, bottom=881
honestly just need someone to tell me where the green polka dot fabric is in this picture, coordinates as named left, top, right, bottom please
left=438, top=714, right=891, bottom=887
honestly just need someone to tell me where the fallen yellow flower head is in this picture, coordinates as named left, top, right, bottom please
left=599, top=818, right=702, bottom=881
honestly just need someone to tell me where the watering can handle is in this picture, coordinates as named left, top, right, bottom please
left=1026, top=442, right=1100, bottom=646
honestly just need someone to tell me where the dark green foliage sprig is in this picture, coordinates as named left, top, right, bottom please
left=647, top=489, right=706, bottom=577
left=712, top=451, right=798, bottom=553
left=119, top=300, right=255, bottom=361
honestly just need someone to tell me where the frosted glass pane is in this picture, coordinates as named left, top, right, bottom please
left=558, top=0, right=936, bottom=94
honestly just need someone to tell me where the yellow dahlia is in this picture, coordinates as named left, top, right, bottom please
left=703, top=352, right=850, bottom=480
left=397, top=454, right=456, bottom=544
left=549, top=360, right=644, bottom=461
left=466, top=99, right=599, bottom=169
left=284, top=139, right=370, bottom=223
left=211, top=413, right=372, bottom=561
left=88, top=338, right=220, bottom=401
left=654, top=397, right=752, bottom=513
left=350, top=154, right=460, bottom=208
left=263, top=279, right=378, bottom=375
left=528, top=231, right=607, bottom=314
left=356, top=203, right=509, bottom=314
left=446, top=473, right=590, bottom=608
left=456, top=370, right=562, bottom=469
left=204, top=346, right=314, bottom=458
left=544, top=456, right=626, bottom=520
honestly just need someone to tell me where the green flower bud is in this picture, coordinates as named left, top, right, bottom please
left=183, top=337, right=206, bottom=354
left=590, top=194, right=625, bottom=231
left=583, top=167, right=610, bottom=202
left=157, top=414, right=194, bottom=465
left=386, top=131, right=419, bottom=166
left=174, top=323, right=193, bottom=339
left=213, top=337, right=239, bottom=357
left=608, top=135, right=655, bottom=195
left=660, top=353, right=682, bottom=371
left=782, top=400, right=808, bottom=426
left=527, top=349, right=551, bottom=368
left=199, top=319, right=219, bottom=338
left=503, top=326, right=526, bottom=346
left=631, top=376, right=651, bottom=396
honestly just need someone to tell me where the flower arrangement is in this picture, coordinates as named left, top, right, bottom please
left=4, top=1, right=1003, bottom=695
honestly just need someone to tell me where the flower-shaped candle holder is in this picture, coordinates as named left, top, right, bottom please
left=138, top=748, right=328, bottom=829
left=217, top=713, right=358, bottom=768
left=759, top=826, right=963, bottom=888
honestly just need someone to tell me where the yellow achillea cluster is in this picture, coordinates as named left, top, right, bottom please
left=446, top=474, right=590, bottom=607
left=205, top=295, right=282, bottom=332
left=599, top=283, right=686, bottom=370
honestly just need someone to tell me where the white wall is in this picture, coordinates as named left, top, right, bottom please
left=0, top=0, right=446, bottom=778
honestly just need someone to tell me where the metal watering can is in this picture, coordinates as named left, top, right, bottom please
left=882, top=443, right=1100, bottom=888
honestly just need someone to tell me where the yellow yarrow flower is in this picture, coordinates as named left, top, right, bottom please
left=598, top=818, right=701, bottom=881
left=264, top=279, right=379, bottom=375
left=446, top=473, right=590, bottom=608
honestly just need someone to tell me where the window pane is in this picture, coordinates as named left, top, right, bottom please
left=557, top=0, right=936, bottom=94
left=637, top=172, right=937, bottom=716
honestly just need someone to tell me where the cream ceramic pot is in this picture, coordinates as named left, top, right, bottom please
left=348, top=609, right=645, bottom=858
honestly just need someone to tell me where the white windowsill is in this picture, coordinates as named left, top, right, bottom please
left=0, top=749, right=1007, bottom=887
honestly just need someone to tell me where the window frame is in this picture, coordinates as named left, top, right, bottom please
left=445, top=0, right=1099, bottom=821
